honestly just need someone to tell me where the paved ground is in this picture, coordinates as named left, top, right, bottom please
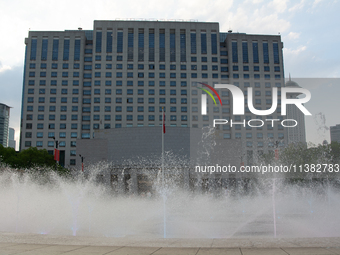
left=1, top=233, right=340, bottom=255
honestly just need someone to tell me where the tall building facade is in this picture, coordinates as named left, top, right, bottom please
left=330, top=124, right=340, bottom=143
left=285, top=79, right=306, bottom=144
left=20, top=20, right=286, bottom=167
left=9, top=128, right=16, bottom=149
left=0, top=103, right=11, bottom=147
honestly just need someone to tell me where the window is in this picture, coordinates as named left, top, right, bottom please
left=273, top=42, right=279, bottom=64
left=223, top=133, right=231, bottom=139
left=30, top=38, right=37, bottom=60
left=263, top=42, right=269, bottom=63
left=221, top=67, right=228, bottom=72
left=232, top=41, right=238, bottom=63
left=190, top=32, right=196, bottom=54
left=159, top=30, right=165, bottom=61
left=253, top=41, right=259, bottom=63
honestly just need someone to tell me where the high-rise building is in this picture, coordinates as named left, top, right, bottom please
left=285, top=78, right=306, bottom=144
left=9, top=128, right=16, bottom=149
left=0, top=103, right=11, bottom=147
left=330, top=124, right=340, bottom=143
left=20, top=20, right=286, bottom=167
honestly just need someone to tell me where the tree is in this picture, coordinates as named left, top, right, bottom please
left=0, top=145, right=69, bottom=175
left=16, top=147, right=55, bottom=169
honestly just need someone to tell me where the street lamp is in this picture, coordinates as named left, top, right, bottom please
left=79, top=154, right=84, bottom=172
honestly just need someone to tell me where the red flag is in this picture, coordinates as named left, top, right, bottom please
left=54, top=149, right=60, bottom=161
left=275, top=149, right=279, bottom=160
left=163, top=109, right=166, bottom=133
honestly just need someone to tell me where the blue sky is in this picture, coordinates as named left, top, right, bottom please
left=0, top=0, right=339, bottom=149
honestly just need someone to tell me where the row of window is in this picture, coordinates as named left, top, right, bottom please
left=28, top=79, right=281, bottom=89
left=28, top=88, right=278, bottom=98
left=30, top=62, right=227, bottom=70
left=30, top=31, right=218, bottom=63
left=28, top=71, right=280, bottom=80
left=231, top=41, right=280, bottom=64
left=25, top=139, right=284, bottom=152
left=221, top=138, right=285, bottom=148
left=28, top=88, right=189, bottom=96
left=232, top=74, right=281, bottom=79
left=29, top=63, right=281, bottom=79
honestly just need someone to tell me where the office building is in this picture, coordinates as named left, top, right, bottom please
left=285, top=78, right=306, bottom=144
left=330, top=124, right=340, bottom=143
left=20, top=20, right=286, bottom=168
left=0, top=103, right=11, bottom=147
left=9, top=128, right=16, bottom=149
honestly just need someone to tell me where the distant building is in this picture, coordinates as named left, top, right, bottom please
left=77, top=126, right=242, bottom=193
left=9, top=128, right=16, bottom=149
left=285, top=78, right=307, bottom=144
left=20, top=19, right=286, bottom=168
left=0, top=103, right=11, bottom=147
left=330, top=124, right=340, bottom=143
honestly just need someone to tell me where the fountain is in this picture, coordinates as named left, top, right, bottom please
left=0, top=162, right=339, bottom=239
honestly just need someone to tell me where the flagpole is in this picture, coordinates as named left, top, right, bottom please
left=162, top=106, right=166, bottom=238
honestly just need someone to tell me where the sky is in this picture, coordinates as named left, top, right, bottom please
left=0, top=0, right=339, bottom=150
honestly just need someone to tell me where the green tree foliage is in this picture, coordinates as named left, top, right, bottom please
left=277, top=142, right=340, bottom=180
left=0, top=145, right=68, bottom=175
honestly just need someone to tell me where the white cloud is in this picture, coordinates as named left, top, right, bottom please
left=221, top=1, right=291, bottom=34
left=284, top=45, right=307, bottom=56
left=268, top=0, right=288, bottom=13
left=287, top=31, right=301, bottom=40
left=288, top=0, right=306, bottom=12
left=0, top=64, right=11, bottom=73
left=313, top=0, right=325, bottom=8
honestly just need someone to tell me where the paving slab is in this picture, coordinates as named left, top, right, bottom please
left=281, top=247, right=337, bottom=255
left=1, top=232, right=340, bottom=255
left=197, top=248, right=242, bottom=255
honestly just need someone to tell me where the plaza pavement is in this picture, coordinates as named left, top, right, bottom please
left=1, top=233, right=340, bottom=255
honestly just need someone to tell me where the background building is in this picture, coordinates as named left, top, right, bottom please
left=0, top=103, right=11, bottom=147
left=20, top=20, right=286, bottom=168
left=285, top=77, right=307, bottom=144
left=8, top=128, right=16, bottom=149
left=77, top=126, right=242, bottom=193
left=330, top=124, right=340, bottom=143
